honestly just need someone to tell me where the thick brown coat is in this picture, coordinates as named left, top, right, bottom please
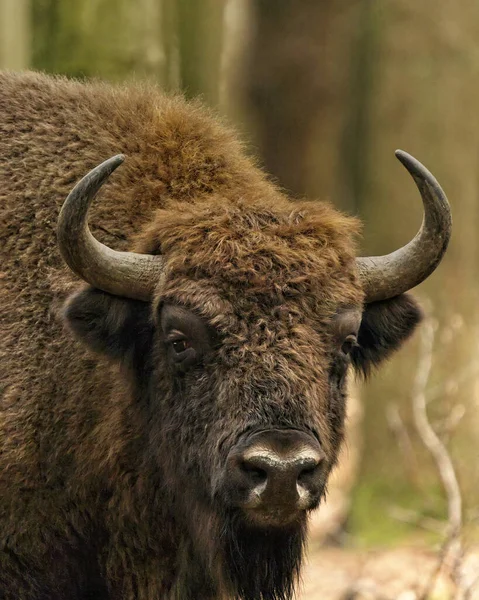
left=0, top=71, right=420, bottom=600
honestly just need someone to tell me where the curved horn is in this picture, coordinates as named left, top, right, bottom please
left=357, top=150, right=452, bottom=303
left=57, top=155, right=165, bottom=301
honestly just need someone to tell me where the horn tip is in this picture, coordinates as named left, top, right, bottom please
left=111, top=154, right=126, bottom=166
left=97, top=154, right=126, bottom=178
left=395, top=148, right=417, bottom=169
left=395, top=149, right=437, bottom=186
left=394, top=149, right=450, bottom=208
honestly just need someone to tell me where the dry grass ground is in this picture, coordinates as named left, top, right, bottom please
left=299, top=546, right=479, bottom=600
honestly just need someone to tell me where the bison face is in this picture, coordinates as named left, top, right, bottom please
left=65, top=281, right=421, bottom=600
left=157, top=302, right=365, bottom=526
left=59, top=151, right=448, bottom=600
left=151, top=293, right=420, bottom=524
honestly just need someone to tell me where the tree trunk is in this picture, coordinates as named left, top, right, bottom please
left=176, top=0, right=226, bottom=106
left=0, top=0, right=30, bottom=69
left=241, top=0, right=363, bottom=212
left=31, top=0, right=168, bottom=85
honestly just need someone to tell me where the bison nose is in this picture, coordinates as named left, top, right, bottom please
left=240, top=451, right=322, bottom=503
left=225, top=430, right=325, bottom=525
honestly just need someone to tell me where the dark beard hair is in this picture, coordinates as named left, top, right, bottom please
left=221, top=511, right=307, bottom=600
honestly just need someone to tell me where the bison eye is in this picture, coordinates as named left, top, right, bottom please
left=160, top=303, right=213, bottom=370
left=166, top=331, right=198, bottom=369
left=341, top=334, right=357, bottom=356
left=171, top=337, right=190, bottom=354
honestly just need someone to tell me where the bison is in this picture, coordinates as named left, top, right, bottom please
left=0, top=71, right=451, bottom=600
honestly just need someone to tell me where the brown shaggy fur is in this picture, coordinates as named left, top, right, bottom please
left=0, top=71, right=421, bottom=600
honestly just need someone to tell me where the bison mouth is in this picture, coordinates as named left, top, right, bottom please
left=222, top=510, right=307, bottom=600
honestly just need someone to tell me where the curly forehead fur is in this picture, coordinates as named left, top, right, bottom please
left=138, top=196, right=363, bottom=312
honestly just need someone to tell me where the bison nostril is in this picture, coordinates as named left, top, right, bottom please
left=240, top=460, right=267, bottom=485
left=297, top=462, right=320, bottom=485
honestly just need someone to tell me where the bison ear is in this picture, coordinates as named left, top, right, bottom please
left=351, top=293, right=423, bottom=377
left=63, top=287, right=154, bottom=359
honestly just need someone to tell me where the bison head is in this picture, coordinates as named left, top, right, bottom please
left=58, top=152, right=450, bottom=600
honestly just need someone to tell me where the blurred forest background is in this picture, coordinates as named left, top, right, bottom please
left=1, top=0, right=479, bottom=596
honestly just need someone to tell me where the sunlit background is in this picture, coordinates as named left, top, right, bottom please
left=1, top=0, right=479, bottom=596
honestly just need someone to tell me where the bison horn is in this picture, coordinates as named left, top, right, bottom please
left=57, top=155, right=165, bottom=301
left=357, top=150, right=452, bottom=303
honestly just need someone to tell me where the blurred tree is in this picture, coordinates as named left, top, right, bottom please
left=241, top=0, right=364, bottom=212
left=32, top=0, right=171, bottom=84
left=219, top=0, right=253, bottom=125
left=0, top=0, right=31, bottom=69
left=176, top=0, right=226, bottom=105
left=31, top=0, right=226, bottom=102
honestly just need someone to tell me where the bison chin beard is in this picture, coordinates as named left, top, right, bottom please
left=222, top=511, right=307, bottom=600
